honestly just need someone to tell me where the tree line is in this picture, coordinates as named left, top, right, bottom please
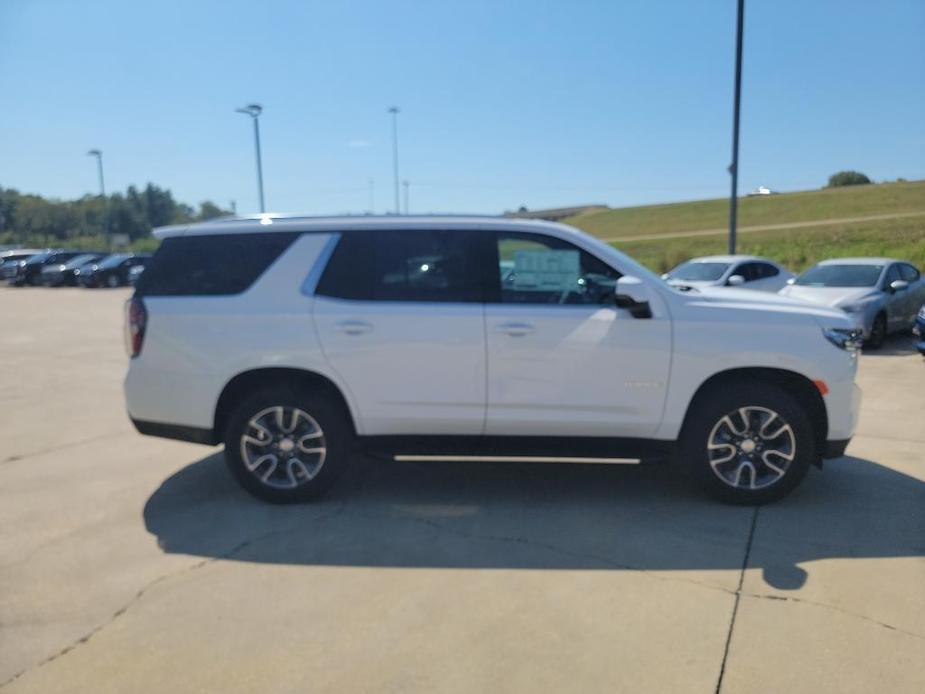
left=0, top=184, right=231, bottom=249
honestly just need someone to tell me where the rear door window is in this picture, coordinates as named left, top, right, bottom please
left=315, top=230, right=483, bottom=302
left=137, top=232, right=299, bottom=296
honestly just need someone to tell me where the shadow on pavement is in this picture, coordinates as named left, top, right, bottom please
left=143, top=452, right=925, bottom=591
left=863, top=333, right=921, bottom=357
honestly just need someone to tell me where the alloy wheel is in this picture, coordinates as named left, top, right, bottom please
left=707, top=406, right=795, bottom=490
left=240, top=406, right=326, bottom=489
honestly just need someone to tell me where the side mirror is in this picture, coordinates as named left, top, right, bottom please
left=614, top=275, right=652, bottom=318
left=727, top=274, right=746, bottom=286
left=660, top=273, right=670, bottom=280
left=890, top=279, right=909, bottom=293
left=786, top=277, right=796, bottom=285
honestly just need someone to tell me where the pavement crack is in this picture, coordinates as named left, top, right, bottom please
left=741, top=591, right=925, bottom=641
left=0, top=503, right=347, bottom=690
left=0, top=431, right=126, bottom=466
left=714, top=506, right=759, bottom=694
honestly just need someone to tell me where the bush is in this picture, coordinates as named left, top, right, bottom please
left=827, top=171, right=871, bottom=187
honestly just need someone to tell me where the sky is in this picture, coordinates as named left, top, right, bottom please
left=1, top=0, right=922, bottom=216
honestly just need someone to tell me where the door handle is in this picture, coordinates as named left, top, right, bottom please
left=497, top=322, right=535, bottom=337
left=335, top=320, right=373, bottom=335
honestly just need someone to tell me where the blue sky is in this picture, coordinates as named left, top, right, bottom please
left=1, top=0, right=922, bottom=215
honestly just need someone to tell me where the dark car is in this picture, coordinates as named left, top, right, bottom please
left=0, top=249, right=41, bottom=281
left=79, top=253, right=151, bottom=288
left=40, top=252, right=106, bottom=287
left=9, top=250, right=87, bottom=286
left=914, top=303, right=925, bottom=356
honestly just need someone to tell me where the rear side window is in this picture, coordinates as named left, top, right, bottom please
left=315, top=230, right=483, bottom=302
left=137, top=232, right=298, bottom=296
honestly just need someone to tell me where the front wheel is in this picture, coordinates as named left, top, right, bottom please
left=679, top=383, right=814, bottom=504
left=223, top=388, right=352, bottom=503
left=106, top=274, right=120, bottom=288
left=865, top=313, right=887, bottom=350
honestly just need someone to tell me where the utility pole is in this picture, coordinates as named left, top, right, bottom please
left=727, top=0, right=745, bottom=254
left=367, top=179, right=375, bottom=214
left=388, top=107, right=400, bottom=214
left=235, top=104, right=266, bottom=213
left=86, top=149, right=109, bottom=250
left=402, top=180, right=410, bottom=215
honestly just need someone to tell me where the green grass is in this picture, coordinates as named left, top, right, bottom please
left=613, top=215, right=925, bottom=274
left=566, top=180, right=925, bottom=240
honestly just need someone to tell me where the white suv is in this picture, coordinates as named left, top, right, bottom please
left=125, top=215, right=862, bottom=504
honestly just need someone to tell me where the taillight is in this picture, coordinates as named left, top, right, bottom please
left=125, top=296, right=147, bottom=357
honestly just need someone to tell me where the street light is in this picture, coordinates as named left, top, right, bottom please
left=86, top=149, right=109, bottom=249
left=727, top=0, right=745, bottom=254
left=235, top=103, right=266, bottom=213
left=388, top=107, right=400, bottom=214
left=402, top=179, right=410, bottom=215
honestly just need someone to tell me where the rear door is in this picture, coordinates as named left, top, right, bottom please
left=312, top=229, right=487, bottom=436
left=483, top=231, right=671, bottom=438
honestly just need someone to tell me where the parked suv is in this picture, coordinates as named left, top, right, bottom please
left=125, top=216, right=862, bottom=504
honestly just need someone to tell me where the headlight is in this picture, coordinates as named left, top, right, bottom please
left=840, top=302, right=873, bottom=313
left=823, top=327, right=863, bottom=352
left=918, top=306, right=925, bottom=320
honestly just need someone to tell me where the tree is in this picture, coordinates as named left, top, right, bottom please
left=196, top=201, right=228, bottom=221
left=827, top=171, right=871, bottom=187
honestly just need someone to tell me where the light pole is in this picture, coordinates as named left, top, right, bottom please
left=727, top=0, right=745, bottom=254
left=86, top=149, right=109, bottom=249
left=388, top=107, right=400, bottom=214
left=368, top=179, right=375, bottom=214
left=235, top=103, right=266, bottom=213
left=402, top=180, right=410, bottom=215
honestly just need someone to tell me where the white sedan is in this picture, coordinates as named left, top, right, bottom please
left=663, top=255, right=794, bottom=292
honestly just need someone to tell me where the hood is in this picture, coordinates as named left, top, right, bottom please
left=681, top=285, right=853, bottom=328
left=666, top=278, right=719, bottom=289
left=778, top=285, right=876, bottom=308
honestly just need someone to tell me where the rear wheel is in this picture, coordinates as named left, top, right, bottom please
left=865, top=313, right=887, bottom=350
left=223, top=387, right=352, bottom=503
left=106, top=274, right=120, bottom=288
left=680, top=383, right=814, bottom=504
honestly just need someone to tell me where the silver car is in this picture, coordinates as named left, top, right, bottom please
left=663, top=255, right=794, bottom=292
left=779, top=258, right=925, bottom=348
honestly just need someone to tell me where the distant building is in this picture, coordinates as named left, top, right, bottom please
left=747, top=186, right=778, bottom=196
left=505, top=204, right=609, bottom=221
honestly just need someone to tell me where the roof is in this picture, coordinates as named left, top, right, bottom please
left=817, top=257, right=900, bottom=266
left=685, top=254, right=771, bottom=263
left=152, top=213, right=583, bottom=240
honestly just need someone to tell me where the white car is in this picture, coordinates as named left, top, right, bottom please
left=663, top=255, right=794, bottom=292
left=779, top=258, right=925, bottom=349
left=125, top=215, right=861, bottom=505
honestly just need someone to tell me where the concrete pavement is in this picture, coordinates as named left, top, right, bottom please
left=1, top=287, right=923, bottom=693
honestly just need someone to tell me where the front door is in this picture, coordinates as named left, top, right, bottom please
left=483, top=231, right=671, bottom=438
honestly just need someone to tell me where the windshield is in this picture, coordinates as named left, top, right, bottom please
left=24, top=251, right=52, bottom=265
left=795, top=264, right=883, bottom=288
left=99, top=254, right=128, bottom=269
left=63, top=254, right=99, bottom=269
left=667, top=261, right=731, bottom=282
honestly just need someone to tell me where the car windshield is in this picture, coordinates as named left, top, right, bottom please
left=667, top=261, right=730, bottom=281
left=99, top=254, right=128, bottom=269
left=795, top=264, right=883, bottom=288
left=24, top=251, right=52, bottom=265
left=63, top=254, right=98, bottom=269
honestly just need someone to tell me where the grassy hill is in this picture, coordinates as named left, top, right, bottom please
left=564, top=180, right=925, bottom=273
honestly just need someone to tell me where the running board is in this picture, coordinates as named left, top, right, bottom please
left=393, top=454, right=640, bottom=465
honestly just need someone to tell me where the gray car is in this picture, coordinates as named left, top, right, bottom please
left=779, top=258, right=925, bottom=348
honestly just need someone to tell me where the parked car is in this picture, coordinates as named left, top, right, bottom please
left=40, top=252, right=106, bottom=287
left=0, top=249, right=41, bottom=281
left=80, top=253, right=151, bottom=288
left=662, top=255, right=794, bottom=292
left=125, top=215, right=861, bottom=506
left=914, top=304, right=925, bottom=356
left=127, top=263, right=146, bottom=287
left=8, top=250, right=87, bottom=286
left=779, top=258, right=925, bottom=349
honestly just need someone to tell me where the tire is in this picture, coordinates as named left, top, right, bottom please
left=28, top=274, right=41, bottom=287
left=679, top=382, right=814, bottom=504
left=106, top=274, right=120, bottom=288
left=865, top=313, right=887, bottom=350
left=223, top=387, right=352, bottom=503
